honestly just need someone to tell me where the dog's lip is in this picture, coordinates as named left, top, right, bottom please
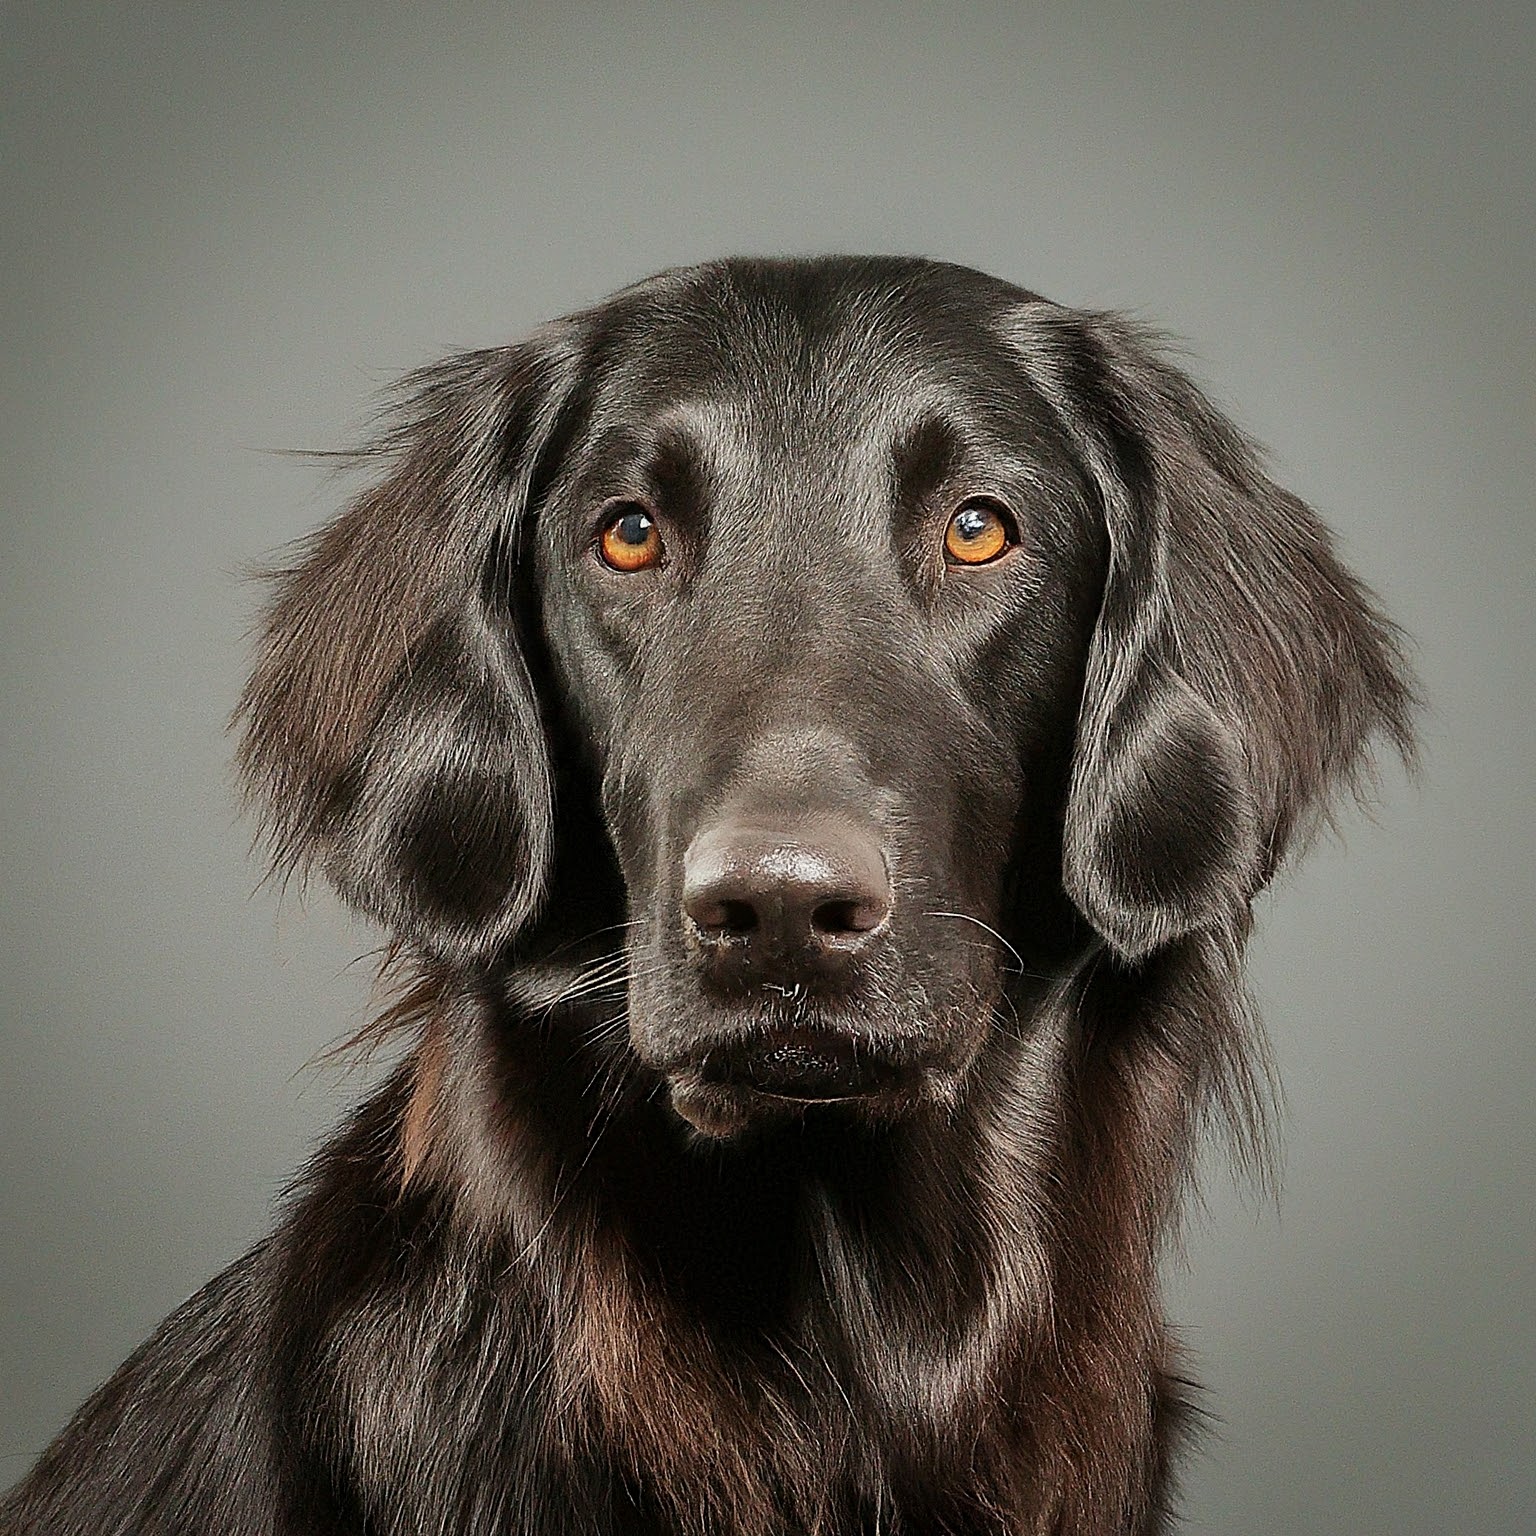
left=661, top=1021, right=977, bottom=1138
left=693, top=1026, right=906, bottom=1102
left=738, top=1082, right=878, bottom=1103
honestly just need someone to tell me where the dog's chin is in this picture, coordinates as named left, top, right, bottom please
left=665, top=1077, right=784, bottom=1140
left=665, top=1072, right=933, bottom=1141
left=664, top=1036, right=978, bottom=1142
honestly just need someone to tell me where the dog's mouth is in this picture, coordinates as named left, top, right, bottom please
left=664, top=1025, right=924, bottom=1138
left=701, top=1026, right=904, bottom=1102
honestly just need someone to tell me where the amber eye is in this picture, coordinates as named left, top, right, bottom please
left=597, top=503, right=664, bottom=572
left=943, top=499, right=1014, bottom=565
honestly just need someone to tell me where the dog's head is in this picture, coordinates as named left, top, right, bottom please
left=238, top=258, right=1413, bottom=1138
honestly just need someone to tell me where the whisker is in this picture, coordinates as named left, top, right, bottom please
left=922, top=909, right=1040, bottom=978
left=536, top=918, right=639, bottom=966
left=527, top=951, right=635, bottom=1026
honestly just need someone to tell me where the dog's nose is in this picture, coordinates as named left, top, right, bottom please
left=682, top=814, right=891, bottom=964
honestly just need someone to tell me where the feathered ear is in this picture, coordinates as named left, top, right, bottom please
left=1009, top=306, right=1416, bottom=961
left=235, top=337, right=577, bottom=964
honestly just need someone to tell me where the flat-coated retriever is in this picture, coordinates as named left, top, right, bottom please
left=6, top=257, right=1415, bottom=1534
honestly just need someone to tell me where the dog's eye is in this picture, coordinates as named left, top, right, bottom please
left=597, top=503, right=665, bottom=572
left=943, top=499, right=1015, bottom=566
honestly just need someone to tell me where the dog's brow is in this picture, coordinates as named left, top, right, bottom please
left=891, top=414, right=963, bottom=508
left=571, top=401, right=762, bottom=521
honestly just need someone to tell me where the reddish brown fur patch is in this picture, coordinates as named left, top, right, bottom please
left=400, top=1022, right=451, bottom=1189
left=561, top=1231, right=802, bottom=1534
left=322, top=949, right=458, bottom=1189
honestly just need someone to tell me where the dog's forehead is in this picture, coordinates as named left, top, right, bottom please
left=573, top=261, right=1074, bottom=489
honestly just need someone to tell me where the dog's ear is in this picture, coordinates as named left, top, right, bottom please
left=236, top=337, right=578, bottom=964
left=1009, top=307, right=1416, bottom=961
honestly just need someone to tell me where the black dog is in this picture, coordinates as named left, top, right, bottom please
left=5, top=257, right=1414, bottom=1534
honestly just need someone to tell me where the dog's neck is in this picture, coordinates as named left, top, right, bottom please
left=319, top=948, right=1201, bottom=1531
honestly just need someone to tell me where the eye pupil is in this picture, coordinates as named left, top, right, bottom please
left=955, top=508, right=990, bottom=541
left=617, top=510, right=651, bottom=544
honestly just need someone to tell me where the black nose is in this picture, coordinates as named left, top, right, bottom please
left=682, top=813, right=892, bottom=966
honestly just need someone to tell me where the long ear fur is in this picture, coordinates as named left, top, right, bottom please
left=1009, top=306, right=1417, bottom=961
left=236, top=337, right=576, bottom=963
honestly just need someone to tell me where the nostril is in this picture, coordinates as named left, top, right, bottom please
left=691, top=897, right=759, bottom=937
left=810, top=896, right=889, bottom=938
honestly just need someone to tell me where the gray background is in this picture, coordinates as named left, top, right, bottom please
left=2, top=2, right=1531, bottom=1529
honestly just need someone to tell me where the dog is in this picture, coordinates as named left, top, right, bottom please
left=5, top=256, right=1415, bottom=1534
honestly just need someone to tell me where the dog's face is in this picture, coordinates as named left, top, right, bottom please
left=531, top=266, right=1101, bottom=1133
left=239, top=257, right=1411, bottom=1143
